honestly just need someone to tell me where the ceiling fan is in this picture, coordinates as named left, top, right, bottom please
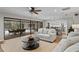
left=28, top=7, right=42, bottom=14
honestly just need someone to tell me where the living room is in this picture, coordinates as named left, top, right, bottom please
left=0, top=7, right=79, bottom=52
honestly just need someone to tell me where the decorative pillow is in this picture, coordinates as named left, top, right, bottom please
left=48, top=29, right=56, bottom=34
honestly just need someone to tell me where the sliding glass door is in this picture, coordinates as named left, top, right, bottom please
left=4, top=17, right=43, bottom=40
left=4, top=17, right=21, bottom=39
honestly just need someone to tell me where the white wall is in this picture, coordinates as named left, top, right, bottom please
left=65, top=15, right=79, bottom=29
left=0, top=16, right=4, bottom=42
left=73, top=16, right=79, bottom=24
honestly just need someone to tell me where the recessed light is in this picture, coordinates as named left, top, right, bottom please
left=54, top=9, right=57, bottom=12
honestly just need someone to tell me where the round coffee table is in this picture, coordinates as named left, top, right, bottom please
left=23, top=43, right=39, bottom=50
left=22, top=37, right=40, bottom=50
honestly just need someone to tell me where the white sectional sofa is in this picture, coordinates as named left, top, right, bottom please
left=35, top=28, right=56, bottom=42
left=53, top=32, right=79, bottom=52
left=64, top=42, right=79, bottom=52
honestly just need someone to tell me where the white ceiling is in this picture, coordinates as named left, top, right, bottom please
left=0, top=7, right=79, bottom=21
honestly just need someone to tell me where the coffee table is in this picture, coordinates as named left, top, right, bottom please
left=22, top=35, right=40, bottom=50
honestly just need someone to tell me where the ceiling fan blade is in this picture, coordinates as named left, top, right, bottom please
left=33, top=11, right=38, bottom=14
left=28, top=7, right=41, bottom=14
left=35, top=10, right=42, bottom=12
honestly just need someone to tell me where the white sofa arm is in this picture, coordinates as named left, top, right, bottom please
left=64, top=42, right=79, bottom=52
left=53, top=36, right=79, bottom=52
left=53, top=38, right=68, bottom=52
